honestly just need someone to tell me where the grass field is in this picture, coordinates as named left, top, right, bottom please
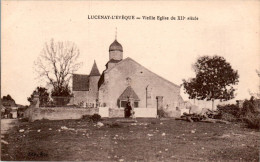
left=1, top=118, right=259, bottom=161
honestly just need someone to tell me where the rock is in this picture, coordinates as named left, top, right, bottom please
left=19, top=129, right=25, bottom=133
left=162, top=133, right=166, bottom=136
left=61, top=126, right=68, bottom=130
left=97, top=122, right=104, bottom=127
left=119, top=159, right=124, bottom=162
left=37, top=129, right=41, bottom=132
left=1, top=139, right=8, bottom=145
left=165, top=148, right=168, bottom=151
left=147, top=134, right=153, bottom=137
left=160, top=122, right=163, bottom=125
left=191, top=130, right=196, bottom=133
left=49, top=128, right=52, bottom=130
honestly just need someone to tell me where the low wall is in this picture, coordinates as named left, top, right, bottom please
left=25, top=107, right=98, bottom=122
left=99, top=107, right=109, bottom=117
left=109, top=108, right=125, bottom=118
left=134, top=108, right=157, bottom=118
left=24, top=107, right=160, bottom=122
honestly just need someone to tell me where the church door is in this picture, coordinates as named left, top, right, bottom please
left=156, top=96, right=163, bottom=110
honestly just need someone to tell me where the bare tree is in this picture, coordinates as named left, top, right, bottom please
left=249, top=69, right=260, bottom=99
left=35, top=39, right=82, bottom=96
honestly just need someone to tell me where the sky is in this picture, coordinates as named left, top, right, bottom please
left=2, top=1, right=259, bottom=105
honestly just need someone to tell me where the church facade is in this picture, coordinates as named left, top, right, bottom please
left=72, top=39, right=184, bottom=117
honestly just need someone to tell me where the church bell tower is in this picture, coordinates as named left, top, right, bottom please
left=109, top=39, right=123, bottom=61
left=109, top=29, right=123, bottom=61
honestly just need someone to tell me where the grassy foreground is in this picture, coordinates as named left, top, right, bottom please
left=1, top=118, right=259, bottom=161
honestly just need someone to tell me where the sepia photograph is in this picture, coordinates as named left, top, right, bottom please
left=1, top=1, right=259, bottom=161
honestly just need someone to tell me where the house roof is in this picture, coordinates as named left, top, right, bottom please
left=89, top=60, right=100, bottom=76
left=118, top=86, right=140, bottom=101
left=72, top=74, right=89, bottom=91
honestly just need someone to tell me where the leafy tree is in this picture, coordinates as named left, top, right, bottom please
left=51, top=84, right=71, bottom=97
left=27, top=87, right=50, bottom=106
left=2, top=94, right=15, bottom=102
left=2, top=94, right=16, bottom=106
left=34, top=39, right=82, bottom=97
left=183, top=56, right=239, bottom=109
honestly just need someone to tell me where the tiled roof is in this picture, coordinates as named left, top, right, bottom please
left=89, top=61, right=100, bottom=76
left=72, top=74, right=89, bottom=91
left=118, top=86, right=140, bottom=101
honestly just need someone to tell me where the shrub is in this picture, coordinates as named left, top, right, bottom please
left=19, top=117, right=29, bottom=122
left=241, top=97, right=259, bottom=116
left=221, top=113, right=237, bottom=122
left=243, top=112, right=260, bottom=129
left=109, top=122, right=122, bottom=128
left=91, top=114, right=101, bottom=123
left=82, top=114, right=101, bottom=123
left=157, top=109, right=168, bottom=118
left=217, top=104, right=240, bottom=118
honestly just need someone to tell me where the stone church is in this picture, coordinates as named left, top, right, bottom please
left=72, top=38, right=184, bottom=117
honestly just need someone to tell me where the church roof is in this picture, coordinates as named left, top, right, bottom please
left=118, top=86, right=140, bottom=101
left=72, top=74, right=89, bottom=91
left=89, top=60, right=100, bottom=76
left=109, top=40, right=123, bottom=52
left=106, top=57, right=180, bottom=88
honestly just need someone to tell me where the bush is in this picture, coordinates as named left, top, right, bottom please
left=19, top=117, right=29, bottom=122
left=157, top=109, right=168, bottom=118
left=221, top=113, right=238, bottom=122
left=82, top=114, right=101, bottom=123
left=241, top=97, right=259, bottom=116
left=217, top=104, right=240, bottom=118
left=109, top=122, right=122, bottom=128
left=243, top=112, right=260, bottom=129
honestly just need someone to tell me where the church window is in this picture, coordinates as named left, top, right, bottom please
left=120, top=101, right=127, bottom=108
left=126, top=77, right=132, bottom=86
left=134, top=101, right=139, bottom=108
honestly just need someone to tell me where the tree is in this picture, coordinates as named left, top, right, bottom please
left=27, top=87, right=50, bottom=106
left=2, top=94, right=16, bottom=107
left=35, top=39, right=82, bottom=97
left=249, top=69, right=260, bottom=99
left=182, top=56, right=239, bottom=110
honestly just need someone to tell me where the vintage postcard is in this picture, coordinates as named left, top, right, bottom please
left=1, top=1, right=259, bottom=161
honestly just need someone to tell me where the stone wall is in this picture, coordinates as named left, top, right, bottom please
left=109, top=108, right=125, bottom=118
left=24, top=107, right=98, bottom=122
left=134, top=108, right=157, bottom=118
